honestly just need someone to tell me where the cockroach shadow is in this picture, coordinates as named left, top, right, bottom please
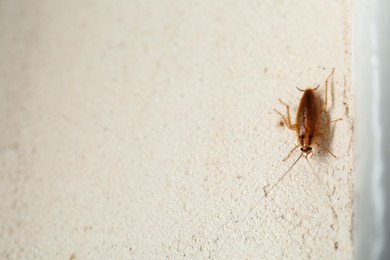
left=316, top=71, right=341, bottom=160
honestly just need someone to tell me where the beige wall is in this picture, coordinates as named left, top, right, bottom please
left=0, top=1, right=354, bottom=259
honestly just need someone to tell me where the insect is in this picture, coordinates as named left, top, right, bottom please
left=264, top=68, right=340, bottom=196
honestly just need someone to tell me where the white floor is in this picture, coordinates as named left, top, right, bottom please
left=0, top=1, right=354, bottom=259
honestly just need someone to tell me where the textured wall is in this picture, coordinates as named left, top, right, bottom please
left=0, top=0, right=353, bottom=259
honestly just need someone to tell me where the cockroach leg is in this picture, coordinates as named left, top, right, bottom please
left=273, top=109, right=288, bottom=125
left=329, top=118, right=342, bottom=124
left=324, top=117, right=343, bottom=134
left=316, top=142, right=337, bottom=158
left=321, top=67, right=335, bottom=112
left=283, top=144, right=300, bottom=161
left=274, top=99, right=297, bottom=131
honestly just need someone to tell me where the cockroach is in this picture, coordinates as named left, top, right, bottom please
left=265, top=68, right=340, bottom=196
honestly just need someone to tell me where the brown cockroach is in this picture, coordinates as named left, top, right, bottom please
left=265, top=68, right=340, bottom=196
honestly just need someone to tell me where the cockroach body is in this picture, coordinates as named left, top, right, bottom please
left=265, top=68, right=338, bottom=196
left=296, top=89, right=320, bottom=154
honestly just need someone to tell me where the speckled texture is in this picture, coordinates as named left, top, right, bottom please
left=0, top=0, right=353, bottom=259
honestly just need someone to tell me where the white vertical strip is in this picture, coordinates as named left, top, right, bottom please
left=356, top=0, right=390, bottom=258
left=370, top=19, right=384, bottom=258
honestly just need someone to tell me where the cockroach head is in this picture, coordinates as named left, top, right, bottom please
left=300, top=146, right=313, bottom=154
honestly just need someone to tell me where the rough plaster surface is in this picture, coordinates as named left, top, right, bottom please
left=0, top=1, right=354, bottom=259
